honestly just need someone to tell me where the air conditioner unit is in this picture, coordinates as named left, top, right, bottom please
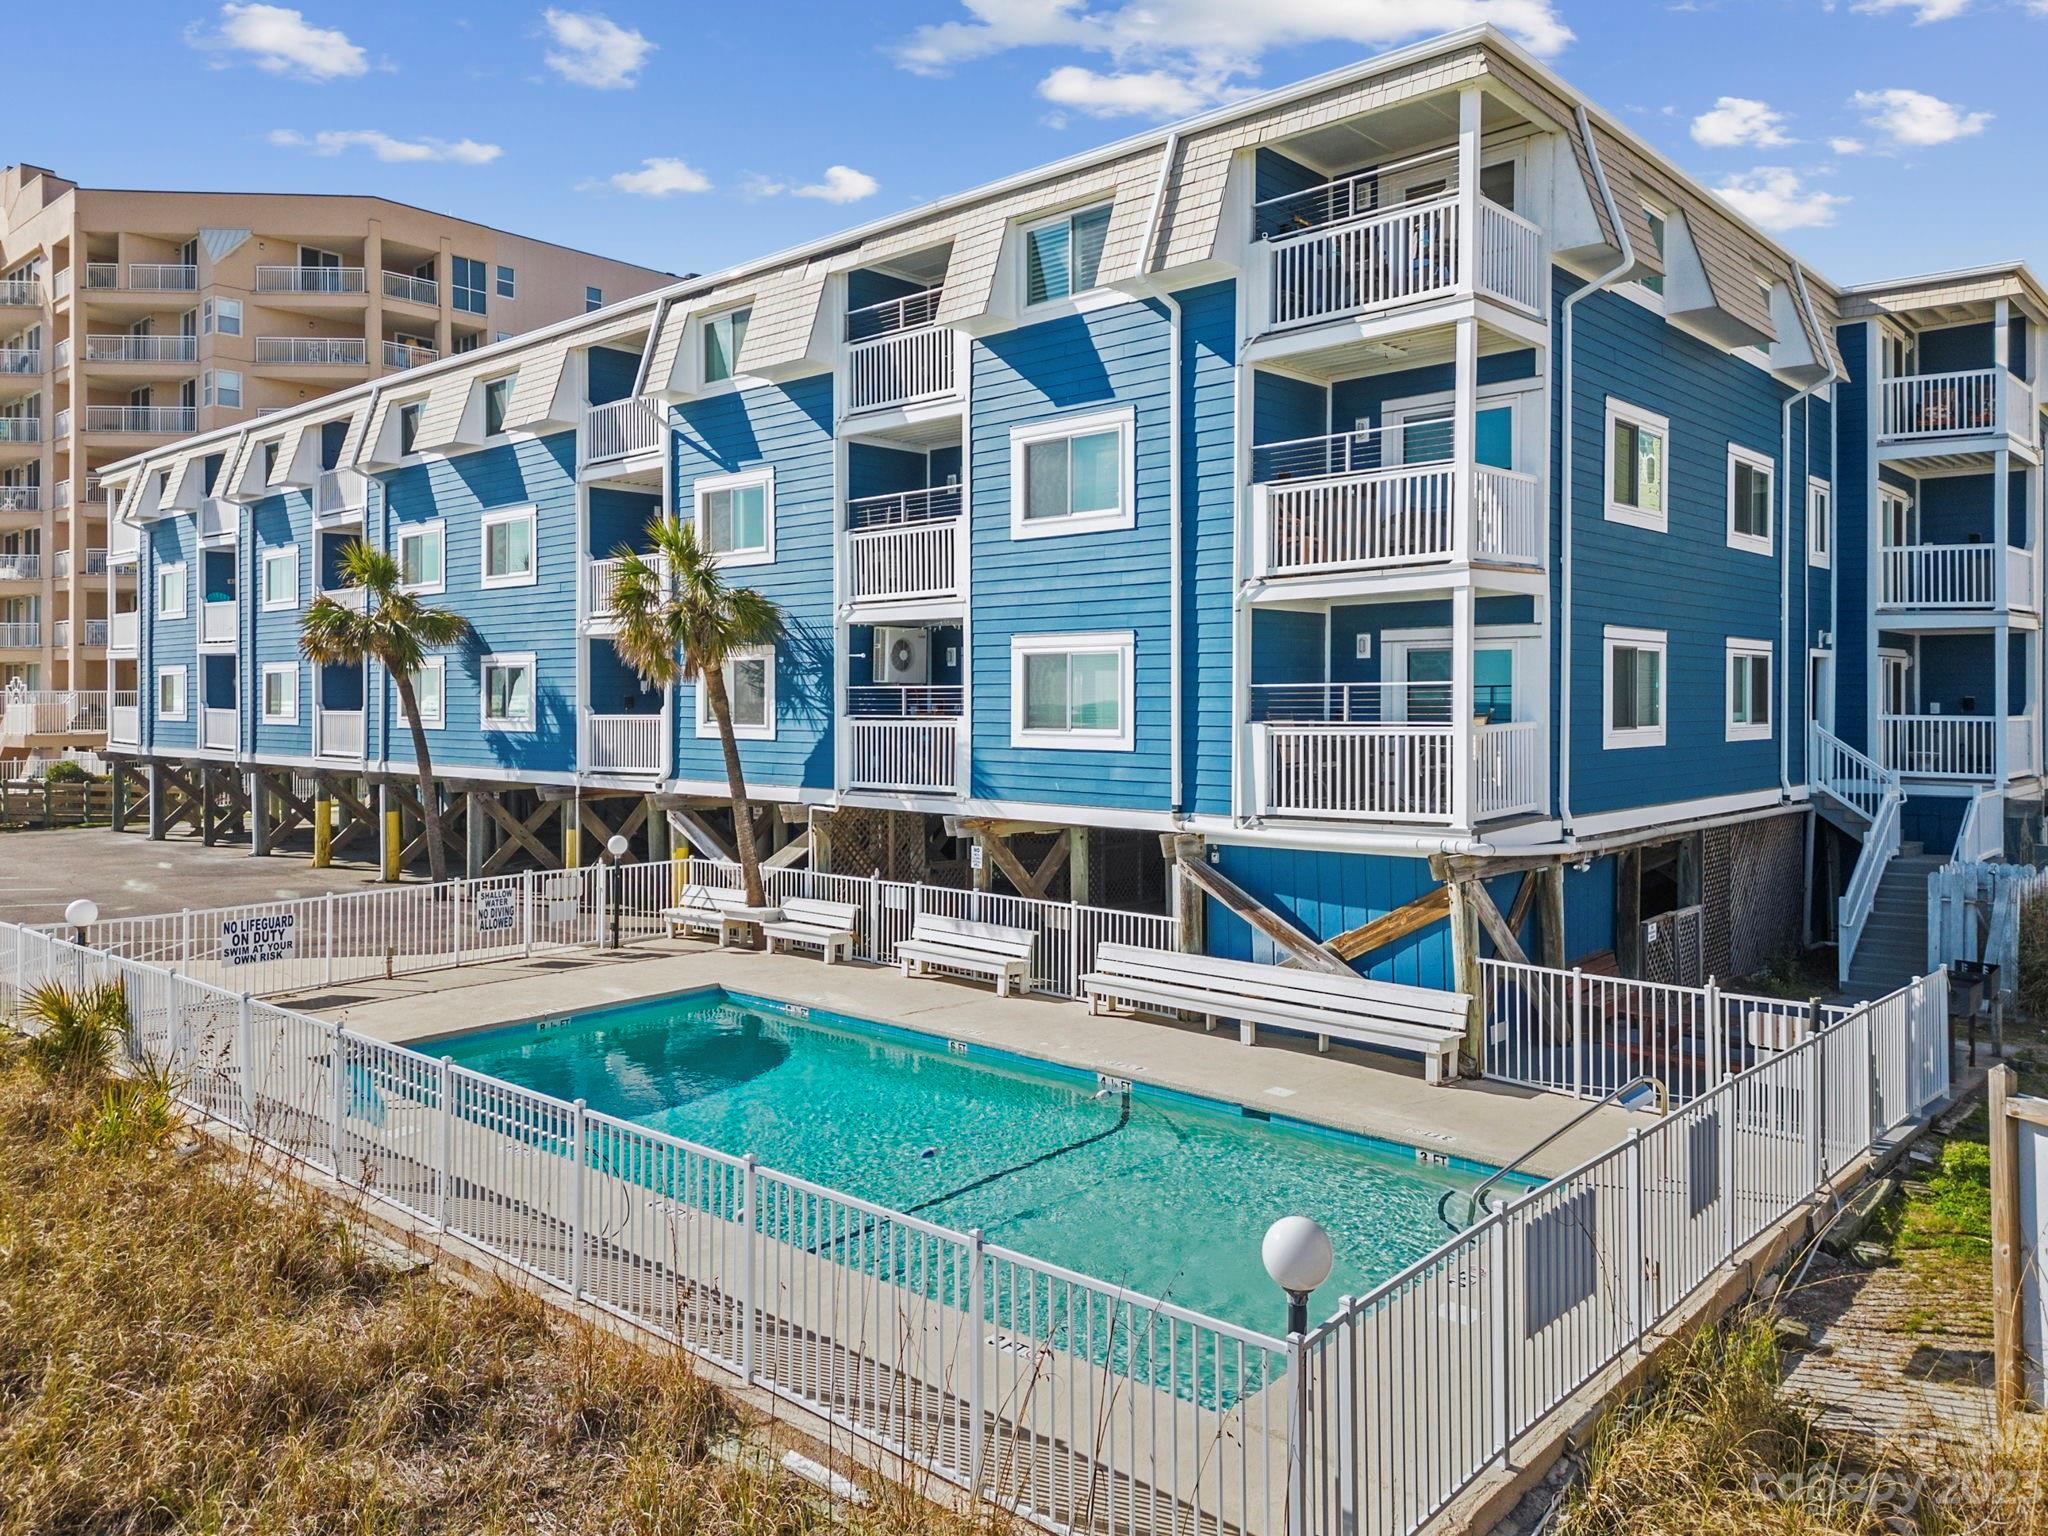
left=876, top=626, right=930, bottom=686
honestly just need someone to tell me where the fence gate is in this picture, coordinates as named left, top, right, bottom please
left=1640, top=904, right=1705, bottom=986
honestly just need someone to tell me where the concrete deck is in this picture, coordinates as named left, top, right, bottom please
left=289, top=940, right=1648, bottom=1177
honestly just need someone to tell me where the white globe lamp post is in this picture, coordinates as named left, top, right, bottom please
left=64, top=896, right=99, bottom=945
left=1262, top=1214, right=1334, bottom=1336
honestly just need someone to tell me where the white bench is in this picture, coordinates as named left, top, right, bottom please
left=1081, top=944, right=1467, bottom=1085
left=662, top=886, right=777, bottom=947
left=895, top=914, right=1037, bottom=997
left=762, top=897, right=860, bottom=964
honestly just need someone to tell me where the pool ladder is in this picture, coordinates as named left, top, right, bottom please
left=1436, top=1074, right=1666, bottom=1232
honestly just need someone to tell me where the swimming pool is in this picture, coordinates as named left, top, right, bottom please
left=432, top=987, right=1531, bottom=1333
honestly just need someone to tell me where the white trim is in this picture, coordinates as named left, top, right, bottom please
left=259, top=544, right=299, bottom=611
left=478, top=503, right=538, bottom=589
left=1009, top=405, right=1137, bottom=541
left=1562, top=787, right=1791, bottom=840
left=1009, top=629, right=1136, bottom=752
left=155, top=559, right=187, bottom=620
left=395, top=518, right=446, bottom=595
left=155, top=665, right=188, bottom=722
left=1601, top=623, right=1667, bottom=749
left=260, top=661, right=300, bottom=724
left=1019, top=200, right=1114, bottom=311
left=696, top=303, right=754, bottom=395
left=1807, top=475, right=1832, bottom=569
left=693, top=467, right=775, bottom=569
left=1380, top=380, right=1536, bottom=472
left=411, top=654, right=445, bottom=730
left=1725, top=637, right=1773, bottom=742
left=1603, top=398, right=1669, bottom=532
left=1725, top=441, right=1775, bottom=557
left=479, top=651, right=537, bottom=733
left=695, top=643, right=776, bottom=740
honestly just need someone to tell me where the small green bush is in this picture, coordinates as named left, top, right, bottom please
left=39, top=760, right=91, bottom=784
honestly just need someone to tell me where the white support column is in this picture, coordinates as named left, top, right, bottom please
left=1452, top=583, right=1476, bottom=829
left=1455, top=85, right=1482, bottom=297
left=1996, top=444, right=2011, bottom=612
left=1995, top=616, right=2011, bottom=785
left=1452, top=312, right=1479, bottom=564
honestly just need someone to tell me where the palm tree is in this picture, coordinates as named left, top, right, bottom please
left=610, top=517, right=784, bottom=907
left=300, top=540, right=469, bottom=882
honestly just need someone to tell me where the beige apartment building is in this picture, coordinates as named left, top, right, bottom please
left=0, top=163, right=670, bottom=720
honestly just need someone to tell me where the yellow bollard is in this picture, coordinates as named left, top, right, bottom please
left=312, top=795, right=333, bottom=868
left=382, top=806, right=402, bottom=882
left=561, top=819, right=581, bottom=871
left=671, top=842, right=688, bottom=904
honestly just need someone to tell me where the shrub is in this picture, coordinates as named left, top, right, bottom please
left=2019, top=892, right=2048, bottom=1022
left=12, top=979, right=128, bottom=1084
left=40, top=759, right=91, bottom=784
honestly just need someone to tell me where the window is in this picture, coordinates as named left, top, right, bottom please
left=586, top=285, right=603, bottom=313
left=480, top=504, right=536, bottom=587
left=156, top=561, right=186, bottom=619
left=696, top=645, right=775, bottom=739
left=260, top=545, right=299, bottom=610
left=695, top=469, right=773, bottom=566
left=410, top=655, right=444, bottom=728
left=156, top=666, right=187, bottom=722
left=702, top=307, right=750, bottom=384
left=1023, top=204, right=1111, bottom=306
left=203, top=369, right=242, bottom=409
left=396, top=521, right=445, bottom=593
left=483, top=374, right=515, bottom=436
left=260, top=663, right=299, bottom=724
left=1603, top=626, right=1666, bottom=749
left=451, top=256, right=487, bottom=315
left=1727, top=640, right=1772, bottom=742
left=1807, top=477, right=1832, bottom=568
left=1605, top=400, right=1668, bottom=532
left=1479, top=159, right=1517, bottom=210
left=1642, top=204, right=1668, bottom=296
left=201, top=297, right=241, bottom=336
left=261, top=440, right=279, bottom=484
left=453, top=332, right=481, bottom=355
left=1010, top=407, right=1134, bottom=539
left=1011, top=631, right=1135, bottom=751
left=398, top=401, right=423, bottom=456
left=480, top=654, right=536, bottom=731
left=1726, top=444, right=1773, bottom=555
left=496, top=264, right=516, bottom=299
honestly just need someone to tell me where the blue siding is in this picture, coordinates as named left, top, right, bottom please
left=1330, top=350, right=1537, bottom=435
left=1251, top=369, right=1324, bottom=446
left=249, top=490, right=314, bottom=761
left=587, top=346, right=643, bottom=407
left=1180, top=281, right=1239, bottom=819
left=1834, top=323, right=1872, bottom=752
left=1207, top=845, right=1451, bottom=987
left=144, top=518, right=196, bottom=754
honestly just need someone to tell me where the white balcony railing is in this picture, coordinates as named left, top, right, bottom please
left=201, top=707, right=237, bottom=752
left=85, top=405, right=195, bottom=434
left=109, top=693, right=140, bottom=746
left=49, top=620, right=66, bottom=648
left=126, top=264, right=198, bottom=292
left=257, top=336, right=368, bottom=366
left=1263, top=193, right=1540, bottom=329
left=0, top=622, right=39, bottom=647
left=1257, top=722, right=1454, bottom=822
left=84, top=333, right=198, bottom=364
left=582, top=397, right=666, bottom=463
left=2010, top=716, right=2041, bottom=778
left=316, top=708, right=364, bottom=760
left=585, top=713, right=664, bottom=774
left=0, top=277, right=42, bottom=306
left=846, top=325, right=955, bottom=413
left=200, top=597, right=236, bottom=645
left=847, top=518, right=960, bottom=603
left=847, top=717, right=959, bottom=794
left=52, top=551, right=68, bottom=579
left=81, top=264, right=118, bottom=291
left=1879, top=367, right=2033, bottom=443
left=1881, top=713, right=1997, bottom=779
left=109, top=610, right=137, bottom=653
left=0, top=416, right=42, bottom=445
left=382, top=271, right=439, bottom=306
left=0, top=349, right=40, bottom=378
left=1474, top=719, right=1544, bottom=818
left=49, top=411, right=66, bottom=440
left=0, top=552, right=39, bottom=580
left=0, top=486, right=39, bottom=512
left=82, top=619, right=108, bottom=648
left=0, top=689, right=103, bottom=740
left=585, top=554, right=663, bottom=623
left=846, top=286, right=943, bottom=342
left=382, top=340, right=438, bottom=370
left=319, top=586, right=368, bottom=611
left=256, top=265, right=366, bottom=295
left=315, top=467, right=369, bottom=520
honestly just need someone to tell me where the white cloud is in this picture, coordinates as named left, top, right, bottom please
left=1851, top=86, right=1991, bottom=146
left=1689, top=96, right=1794, bottom=148
left=541, top=9, right=655, bottom=89
left=1851, top=0, right=1972, bottom=20
left=1712, top=167, right=1849, bottom=230
left=743, top=165, right=881, bottom=204
left=187, top=3, right=367, bottom=80
left=585, top=157, right=712, bottom=198
left=266, top=129, right=501, bottom=164
left=895, top=0, right=1573, bottom=119
left=1828, top=135, right=1867, bottom=154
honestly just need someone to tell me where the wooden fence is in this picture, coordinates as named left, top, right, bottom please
left=0, top=777, right=111, bottom=829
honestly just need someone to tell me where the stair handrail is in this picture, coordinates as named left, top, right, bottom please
left=1437, top=1074, right=1667, bottom=1231
left=1812, top=726, right=1900, bottom=823
left=1837, top=777, right=1905, bottom=985
left=1952, top=784, right=2004, bottom=865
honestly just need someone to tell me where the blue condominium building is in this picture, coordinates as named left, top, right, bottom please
left=92, top=25, right=2045, bottom=1008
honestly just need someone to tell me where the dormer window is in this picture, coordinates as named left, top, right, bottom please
left=484, top=375, right=515, bottom=436
left=703, top=307, right=751, bottom=385
left=1642, top=203, right=1668, bottom=296
left=398, top=401, right=423, bottom=457
left=1024, top=204, right=1111, bottom=306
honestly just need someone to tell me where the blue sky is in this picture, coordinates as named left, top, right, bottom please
left=12, top=0, right=2045, bottom=287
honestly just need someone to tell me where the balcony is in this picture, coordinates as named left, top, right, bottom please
left=109, top=610, right=137, bottom=653
left=199, top=597, right=236, bottom=646
left=1880, top=714, right=2008, bottom=780
left=83, top=618, right=108, bottom=648
left=382, top=340, right=438, bottom=370
left=131, top=264, right=198, bottom=293
left=0, top=690, right=101, bottom=741
left=0, top=277, right=42, bottom=308
left=585, top=553, right=662, bottom=627
left=109, top=692, right=140, bottom=746
left=846, top=684, right=961, bottom=794
left=0, top=349, right=40, bottom=383
left=0, top=417, right=42, bottom=446
left=582, top=397, right=666, bottom=465
left=0, top=486, right=39, bottom=513
left=318, top=586, right=368, bottom=611
left=50, top=411, right=67, bottom=440
left=1879, top=368, right=2033, bottom=451
left=256, top=336, right=368, bottom=367
left=315, top=708, right=364, bottom=760
left=315, top=467, right=369, bottom=522
left=85, top=405, right=195, bottom=434
left=382, top=271, right=439, bottom=306
left=0, top=552, right=38, bottom=581
left=585, top=713, right=664, bottom=775
left=201, top=707, right=237, bottom=753
left=846, top=487, right=963, bottom=604
left=50, top=619, right=67, bottom=648
left=256, top=265, right=366, bottom=295
left=83, top=548, right=108, bottom=577
left=83, top=333, right=198, bottom=364
left=1879, top=541, right=2038, bottom=612
left=1251, top=428, right=1540, bottom=578
left=845, top=288, right=955, bottom=413
left=0, top=621, right=40, bottom=648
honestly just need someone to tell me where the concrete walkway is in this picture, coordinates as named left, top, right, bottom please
left=292, top=940, right=1649, bottom=1177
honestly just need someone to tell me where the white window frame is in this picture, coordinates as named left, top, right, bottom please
left=1604, top=399, right=1669, bottom=532
left=259, top=545, right=299, bottom=611
left=156, top=560, right=187, bottom=620
left=479, top=652, right=537, bottom=733
left=693, top=468, right=774, bottom=568
left=260, top=661, right=300, bottom=724
left=1726, top=638, right=1773, bottom=743
left=155, top=665, right=188, bottom=722
left=395, top=519, right=446, bottom=595
left=201, top=296, right=242, bottom=336
left=1009, top=406, right=1136, bottom=541
left=1807, top=476, right=1831, bottom=568
left=479, top=504, right=538, bottom=589
left=1009, top=630, right=1136, bottom=752
left=1602, top=624, right=1667, bottom=750
left=482, top=373, right=516, bottom=438
left=496, top=264, right=516, bottom=299
left=1020, top=202, right=1112, bottom=309
left=409, top=654, right=445, bottom=729
left=1726, top=442, right=1775, bottom=557
left=695, top=644, right=776, bottom=740
left=699, top=305, right=751, bottom=390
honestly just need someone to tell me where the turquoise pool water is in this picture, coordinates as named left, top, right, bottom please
left=432, top=988, right=1527, bottom=1333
